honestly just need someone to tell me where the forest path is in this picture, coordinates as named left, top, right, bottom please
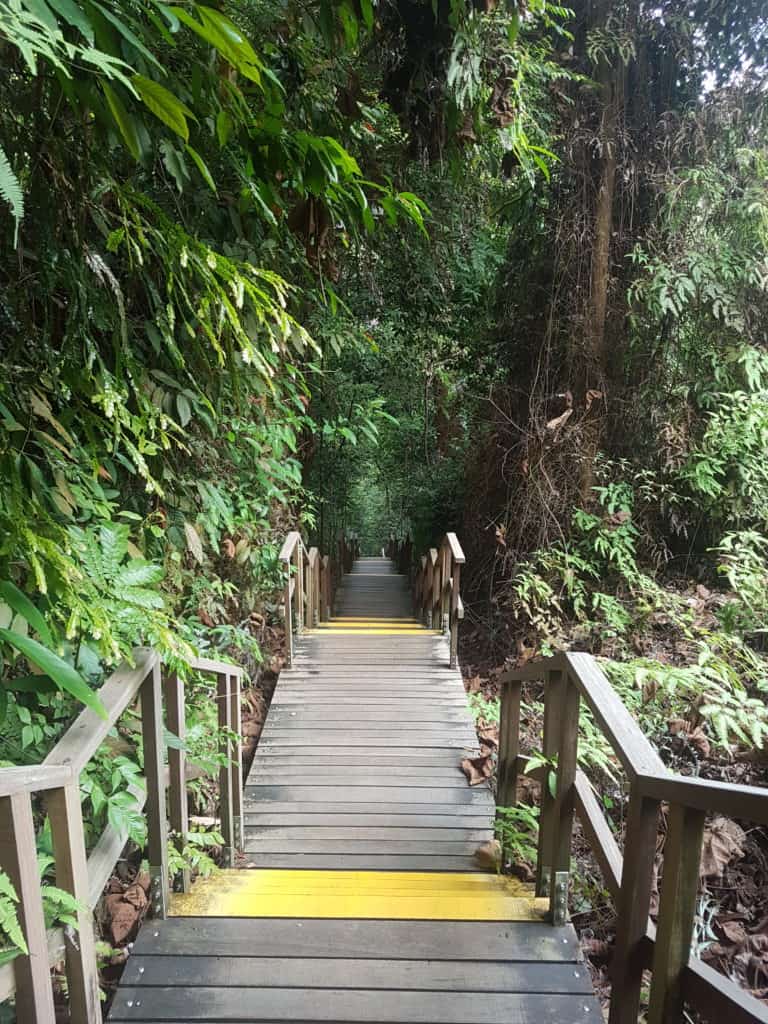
left=107, top=557, right=599, bottom=1023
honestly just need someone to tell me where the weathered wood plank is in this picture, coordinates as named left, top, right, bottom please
left=119, top=955, right=593, bottom=993
left=239, top=854, right=483, bottom=870
left=244, top=813, right=492, bottom=828
left=128, top=917, right=583, bottom=961
left=109, top=986, right=599, bottom=1021
left=243, top=786, right=492, bottom=804
left=244, top=826, right=493, bottom=841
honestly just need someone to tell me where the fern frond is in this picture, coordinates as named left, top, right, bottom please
left=0, top=145, right=24, bottom=246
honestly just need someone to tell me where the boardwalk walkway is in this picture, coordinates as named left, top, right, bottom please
left=108, top=557, right=599, bottom=1023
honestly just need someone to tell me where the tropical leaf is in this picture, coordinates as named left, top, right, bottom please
left=101, top=82, right=141, bottom=159
left=0, top=582, right=52, bottom=646
left=0, top=145, right=24, bottom=245
left=134, top=74, right=194, bottom=141
left=0, top=630, right=107, bottom=719
left=46, top=0, right=94, bottom=41
left=185, top=144, right=216, bottom=192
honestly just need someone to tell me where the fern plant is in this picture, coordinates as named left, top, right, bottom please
left=65, top=524, right=170, bottom=660
left=0, top=870, right=27, bottom=967
left=0, top=145, right=23, bottom=245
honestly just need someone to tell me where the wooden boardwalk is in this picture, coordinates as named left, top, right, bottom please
left=108, top=557, right=599, bottom=1023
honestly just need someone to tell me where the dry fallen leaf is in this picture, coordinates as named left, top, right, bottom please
left=546, top=407, right=573, bottom=432
left=474, top=839, right=501, bottom=870
left=700, top=817, right=746, bottom=879
left=460, top=755, right=492, bottom=786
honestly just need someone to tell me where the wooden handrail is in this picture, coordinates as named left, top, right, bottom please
left=408, top=533, right=465, bottom=669
left=498, top=652, right=768, bottom=1024
left=0, top=649, right=246, bottom=1022
left=279, top=530, right=350, bottom=666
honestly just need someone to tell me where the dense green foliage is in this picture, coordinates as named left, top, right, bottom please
left=2, top=0, right=768, bottom=1007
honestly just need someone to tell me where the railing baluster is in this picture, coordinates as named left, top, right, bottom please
left=165, top=669, right=190, bottom=893
left=548, top=675, right=580, bottom=924
left=536, top=669, right=565, bottom=897
left=295, top=544, right=304, bottom=632
left=497, top=675, right=522, bottom=869
left=497, top=676, right=521, bottom=810
left=46, top=782, right=101, bottom=1022
left=217, top=671, right=235, bottom=867
left=609, top=783, right=661, bottom=1024
left=449, top=560, right=461, bottom=668
left=647, top=803, right=706, bottom=1024
left=0, top=791, right=56, bottom=1023
left=141, top=660, right=169, bottom=919
left=283, top=563, right=294, bottom=667
left=229, top=672, right=244, bottom=852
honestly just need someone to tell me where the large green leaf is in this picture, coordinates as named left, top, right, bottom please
left=90, top=1, right=165, bottom=73
left=0, top=582, right=52, bottom=646
left=101, top=82, right=141, bottom=159
left=134, top=74, right=194, bottom=141
left=185, top=144, right=216, bottom=192
left=0, top=630, right=107, bottom=719
left=46, top=0, right=94, bottom=41
left=170, top=5, right=262, bottom=84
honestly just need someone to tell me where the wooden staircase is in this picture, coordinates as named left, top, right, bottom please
left=107, top=555, right=598, bottom=1023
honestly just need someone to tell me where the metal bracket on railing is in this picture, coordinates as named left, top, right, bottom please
left=150, top=871, right=168, bottom=920
left=552, top=871, right=569, bottom=926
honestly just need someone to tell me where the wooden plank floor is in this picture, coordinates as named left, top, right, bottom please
left=244, top=557, right=494, bottom=871
left=108, top=557, right=600, bottom=1023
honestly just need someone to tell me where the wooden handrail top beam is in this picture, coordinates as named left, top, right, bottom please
left=444, top=532, right=466, bottom=564
left=638, top=772, right=768, bottom=826
left=502, top=652, right=666, bottom=780
left=0, top=764, right=73, bottom=798
left=187, top=656, right=245, bottom=678
left=278, top=530, right=304, bottom=562
left=563, top=652, right=668, bottom=780
left=43, top=648, right=159, bottom=776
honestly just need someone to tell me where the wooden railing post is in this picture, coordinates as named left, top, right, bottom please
left=283, top=562, right=294, bottom=668
left=217, top=671, right=235, bottom=867
left=449, top=560, right=461, bottom=668
left=141, top=659, right=169, bottom=919
left=294, top=544, right=304, bottom=632
left=536, top=669, right=565, bottom=897
left=548, top=674, right=580, bottom=924
left=497, top=676, right=521, bottom=810
left=0, top=792, right=56, bottom=1023
left=164, top=669, right=190, bottom=893
left=647, top=803, right=706, bottom=1024
left=46, top=782, right=101, bottom=1023
left=429, top=549, right=440, bottom=628
left=609, top=783, right=661, bottom=1024
left=440, top=544, right=451, bottom=632
left=229, top=672, right=244, bottom=852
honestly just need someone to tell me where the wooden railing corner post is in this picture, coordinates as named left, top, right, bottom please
left=141, top=659, right=169, bottom=920
left=608, top=782, right=661, bottom=1024
left=46, top=781, right=101, bottom=1023
left=647, top=801, right=706, bottom=1024
left=0, top=791, right=56, bottom=1023
left=536, top=669, right=565, bottom=898
left=229, top=672, right=244, bottom=853
left=164, top=668, right=190, bottom=894
left=216, top=671, right=236, bottom=868
left=548, top=673, right=580, bottom=925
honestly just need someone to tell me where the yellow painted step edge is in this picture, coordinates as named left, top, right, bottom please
left=169, top=870, right=549, bottom=921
